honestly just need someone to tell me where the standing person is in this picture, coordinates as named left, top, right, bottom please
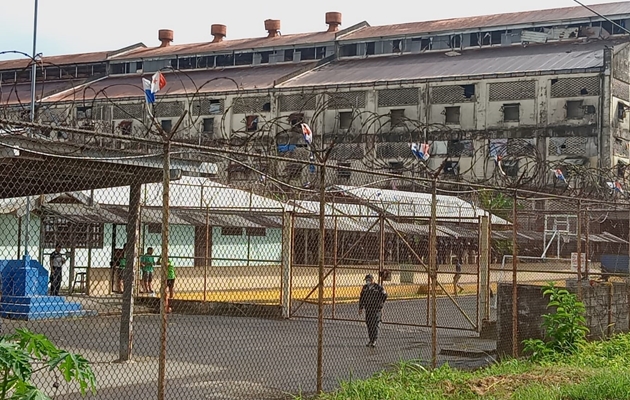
left=453, top=258, right=464, bottom=296
left=49, top=244, right=67, bottom=296
left=166, top=258, right=176, bottom=313
left=157, top=257, right=176, bottom=313
left=140, top=247, right=155, bottom=295
left=115, top=244, right=127, bottom=294
left=358, top=274, right=387, bottom=348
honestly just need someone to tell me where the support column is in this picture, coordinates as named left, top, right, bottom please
left=281, top=211, right=293, bottom=319
left=478, top=216, right=490, bottom=331
left=119, top=182, right=141, bottom=361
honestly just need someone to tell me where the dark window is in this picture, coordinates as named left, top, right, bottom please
left=111, top=64, right=126, bottom=74
left=450, top=35, right=461, bottom=49
left=197, top=56, right=215, bottom=68
left=337, top=162, right=351, bottom=179
left=462, top=84, right=475, bottom=98
left=203, top=118, right=214, bottom=133
left=284, top=49, right=294, bottom=62
left=389, top=161, right=404, bottom=175
left=502, top=104, right=520, bottom=122
left=297, top=48, right=316, bottom=60
left=257, top=52, right=271, bottom=64
left=393, top=40, right=402, bottom=52
left=340, top=44, right=358, bottom=57
left=566, top=100, right=584, bottom=119
left=161, top=119, right=172, bottom=133
left=618, top=102, right=628, bottom=119
left=443, top=161, right=459, bottom=175
left=262, top=102, right=271, bottom=112
left=503, top=160, right=519, bottom=177
left=421, top=38, right=431, bottom=51
left=119, top=120, right=132, bottom=135
left=246, top=227, right=266, bottom=237
left=246, top=115, right=259, bottom=132
left=221, top=227, right=243, bottom=236
left=76, top=106, right=92, bottom=120
left=147, top=224, right=162, bottom=234
left=490, top=31, right=502, bottom=44
left=390, top=109, right=405, bottom=126
left=366, top=42, right=375, bottom=55
left=470, top=33, right=480, bottom=46
left=179, top=57, right=194, bottom=69
left=481, top=32, right=491, bottom=46
left=316, top=47, right=327, bottom=59
left=216, top=54, right=234, bottom=67
left=289, top=113, right=304, bottom=127
left=42, top=217, right=104, bottom=249
left=445, top=106, right=460, bottom=124
left=339, top=112, right=352, bottom=129
left=45, top=67, right=60, bottom=79
left=235, top=53, right=254, bottom=66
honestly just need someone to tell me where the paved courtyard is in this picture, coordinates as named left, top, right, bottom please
left=1, top=294, right=495, bottom=399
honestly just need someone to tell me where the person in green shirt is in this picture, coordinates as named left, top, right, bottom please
left=157, top=257, right=176, bottom=313
left=140, top=247, right=155, bottom=295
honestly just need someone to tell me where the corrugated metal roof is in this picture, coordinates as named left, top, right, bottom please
left=1, top=79, right=87, bottom=105
left=334, top=185, right=509, bottom=224
left=280, top=39, right=613, bottom=88
left=85, top=176, right=288, bottom=210
left=118, top=32, right=337, bottom=61
left=340, top=2, right=630, bottom=41
left=43, top=203, right=127, bottom=224
left=43, top=63, right=312, bottom=103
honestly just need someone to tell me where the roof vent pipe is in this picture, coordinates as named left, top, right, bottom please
left=158, top=29, right=174, bottom=47
left=211, top=24, right=227, bottom=43
left=326, top=12, right=342, bottom=32
left=265, top=19, right=281, bottom=38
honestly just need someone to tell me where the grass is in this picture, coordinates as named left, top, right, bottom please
left=296, top=333, right=630, bottom=400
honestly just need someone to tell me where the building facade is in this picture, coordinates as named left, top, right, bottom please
left=3, top=3, right=630, bottom=191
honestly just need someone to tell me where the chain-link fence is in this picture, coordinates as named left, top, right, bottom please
left=2, top=112, right=630, bottom=399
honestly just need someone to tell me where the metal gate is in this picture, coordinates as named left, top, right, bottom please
left=289, top=212, right=488, bottom=332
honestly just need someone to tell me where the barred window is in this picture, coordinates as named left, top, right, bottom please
left=42, top=217, right=104, bottom=249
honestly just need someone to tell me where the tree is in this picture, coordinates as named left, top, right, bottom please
left=0, top=329, right=96, bottom=400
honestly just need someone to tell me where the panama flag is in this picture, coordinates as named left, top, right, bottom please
left=615, top=180, right=624, bottom=193
left=301, top=123, right=313, bottom=145
left=411, top=143, right=430, bottom=161
left=142, top=71, right=167, bottom=104
left=493, top=155, right=506, bottom=176
left=554, top=168, right=567, bottom=184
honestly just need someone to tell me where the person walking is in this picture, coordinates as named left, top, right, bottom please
left=453, top=258, right=464, bottom=296
left=158, top=257, right=176, bottom=313
left=358, top=274, right=387, bottom=348
left=49, top=244, right=67, bottom=296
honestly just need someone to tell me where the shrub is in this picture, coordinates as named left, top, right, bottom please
left=523, top=283, right=589, bottom=362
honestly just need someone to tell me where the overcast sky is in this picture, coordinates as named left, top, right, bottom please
left=0, top=0, right=622, bottom=61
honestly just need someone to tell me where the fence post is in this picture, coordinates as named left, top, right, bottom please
left=157, top=138, right=171, bottom=400
left=316, top=163, right=326, bottom=394
left=577, top=201, right=583, bottom=301
left=429, top=179, right=438, bottom=368
left=204, top=207, right=210, bottom=302
left=119, top=183, right=141, bottom=361
left=281, top=211, right=293, bottom=319
left=478, top=216, right=490, bottom=331
left=511, top=190, right=518, bottom=357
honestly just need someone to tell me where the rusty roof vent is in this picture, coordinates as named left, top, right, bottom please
left=158, top=29, right=174, bottom=47
left=211, top=24, right=227, bottom=43
left=326, top=12, right=342, bottom=32
left=265, top=19, right=281, bottom=38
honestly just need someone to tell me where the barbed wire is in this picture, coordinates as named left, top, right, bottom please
left=1, top=56, right=628, bottom=205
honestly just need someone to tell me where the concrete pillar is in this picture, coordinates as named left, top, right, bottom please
left=478, top=216, right=490, bottom=332
left=281, top=212, right=293, bottom=319
left=119, top=182, right=142, bottom=361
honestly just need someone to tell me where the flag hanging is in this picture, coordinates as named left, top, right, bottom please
left=494, top=155, right=506, bottom=176
left=143, top=71, right=167, bottom=104
left=301, top=123, right=313, bottom=145
left=410, top=143, right=430, bottom=161
left=553, top=168, right=567, bottom=184
left=615, top=180, right=624, bottom=193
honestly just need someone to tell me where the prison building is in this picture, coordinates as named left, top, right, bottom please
left=2, top=2, right=630, bottom=189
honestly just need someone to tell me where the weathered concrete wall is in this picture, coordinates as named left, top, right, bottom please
left=497, top=281, right=630, bottom=358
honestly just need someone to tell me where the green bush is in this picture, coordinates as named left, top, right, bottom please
left=0, top=329, right=96, bottom=399
left=523, top=283, right=589, bottom=362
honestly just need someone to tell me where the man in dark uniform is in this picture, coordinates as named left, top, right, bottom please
left=49, top=244, right=66, bottom=296
left=359, top=274, right=387, bottom=347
